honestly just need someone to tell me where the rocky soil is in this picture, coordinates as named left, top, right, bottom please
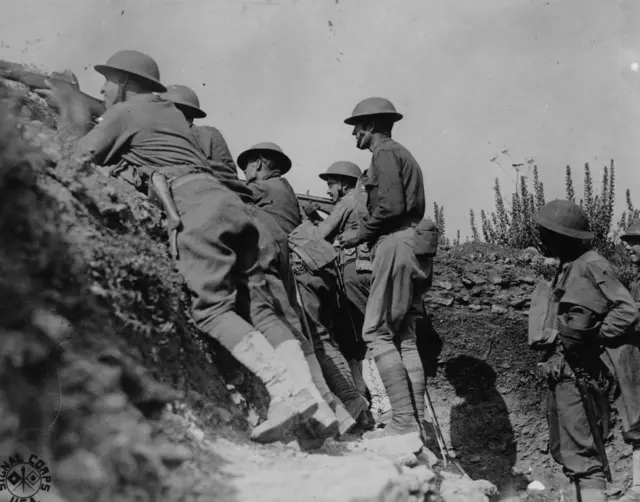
left=424, top=244, right=636, bottom=501
left=1, top=61, right=636, bottom=502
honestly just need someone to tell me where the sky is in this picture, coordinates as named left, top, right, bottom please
left=1, top=0, right=640, bottom=239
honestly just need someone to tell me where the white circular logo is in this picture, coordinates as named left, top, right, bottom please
left=0, top=454, right=51, bottom=501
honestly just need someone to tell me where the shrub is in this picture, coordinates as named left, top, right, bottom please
left=471, top=160, right=630, bottom=257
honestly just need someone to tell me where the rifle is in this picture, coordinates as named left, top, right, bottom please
left=0, top=60, right=106, bottom=123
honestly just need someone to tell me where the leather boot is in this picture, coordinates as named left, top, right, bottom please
left=231, top=331, right=318, bottom=443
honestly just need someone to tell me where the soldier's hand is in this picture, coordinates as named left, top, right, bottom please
left=338, top=228, right=361, bottom=249
left=34, top=79, right=92, bottom=134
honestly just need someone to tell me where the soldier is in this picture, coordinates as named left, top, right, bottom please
left=288, top=219, right=372, bottom=431
left=338, top=97, right=434, bottom=441
left=531, top=200, right=640, bottom=502
left=161, top=84, right=239, bottom=183
left=162, top=83, right=342, bottom=441
left=316, top=161, right=373, bottom=402
left=614, top=222, right=640, bottom=501
left=36, top=50, right=330, bottom=444
left=237, top=142, right=303, bottom=234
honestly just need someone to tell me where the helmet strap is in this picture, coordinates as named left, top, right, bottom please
left=115, top=74, right=130, bottom=105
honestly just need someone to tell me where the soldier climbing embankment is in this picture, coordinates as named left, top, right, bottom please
left=35, top=49, right=337, bottom=446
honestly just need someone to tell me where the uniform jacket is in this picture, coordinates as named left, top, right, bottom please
left=549, top=250, right=640, bottom=438
left=191, top=124, right=254, bottom=204
left=249, top=172, right=302, bottom=234
left=357, top=137, right=425, bottom=244
left=75, top=93, right=211, bottom=187
left=316, top=178, right=372, bottom=266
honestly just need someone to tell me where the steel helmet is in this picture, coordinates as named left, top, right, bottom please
left=344, top=97, right=403, bottom=126
left=319, top=161, right=362, bottom=182
left=162, top=85, right=207, bottom=119
left=94, top=50, right=167, bottom=93
left=533, top=199, right=594, bottom=240
left=237, top=142, right=292, bottom=175
left=621, top=221, right=640, bottom=242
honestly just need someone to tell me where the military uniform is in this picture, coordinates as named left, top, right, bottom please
left=532, top=200, right=640, bottom=501
left=614, top=224, right=640, bottom=502
left=354, top=144, right=431, bottom=435
left=64, top=51, right=328, bottom=444
left=191, top=124, right=236, bottom=175
left=237, top=142, right=302, bottom=235
left=288, top=221, right=369, bottom=426
left=316, top=171, right=372, bottom=396
left=249, top=172, right=302, bottom=235
left=317, top=184, right=370, bottom=347
left=158, top=85, right=341, bottom=439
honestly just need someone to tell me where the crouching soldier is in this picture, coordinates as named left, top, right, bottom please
left=530, top=200, right=640, bottom=502
left=159, top=83, right=341, bottom=441
left=161, top=84, right=239, bottom=185
left=614, top=222, right=640, bottom=501
left=237, top=142, right=303, bottom=235
left=36, top=50, right=330, bottom=445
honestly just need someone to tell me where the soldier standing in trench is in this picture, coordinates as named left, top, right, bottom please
left=35, top=50, right=335, bottom=445
left=315, top=161, right=376, bottom=421
left=338, top=97, right=435, bottom=441
left=613, top=222, right=640, bottom=502
left=530, top=200, right=640, bottom=502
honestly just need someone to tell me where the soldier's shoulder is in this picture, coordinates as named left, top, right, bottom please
left=194, top=124, right=224, bottom=137
left=581, top=251, right=619, bottom=276
left=376, top=139, right=419, bottom=164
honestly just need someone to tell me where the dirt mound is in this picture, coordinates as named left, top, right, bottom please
left=0, top=65, right=500, bottom=502
left=424, top=243, right=635, bottom=500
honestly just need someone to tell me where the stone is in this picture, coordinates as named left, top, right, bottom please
left=509, top=297, right=528, bottom=309
left=491, top=305, right=508, bottom=314
left=489, top=274, right=504, bottom=285
left=520, top=276, right=535, bottom=285
left=436, top=281, right=454, bottom=291
left=461, top=277, right=474, bottom=288
left=466, top=274, right=486, bottom=285
left=155, top=443, right=192, bottom=469
left=527, top=480, right=545, bottom=491
left=57, top=449, right=109, bottom=489
left=187, top=425, right=205, bottom=442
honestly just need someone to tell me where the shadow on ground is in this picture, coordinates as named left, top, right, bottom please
left=445, top=355, right=530, bottom=493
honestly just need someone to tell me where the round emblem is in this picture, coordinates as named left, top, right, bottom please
left=6, top=462, right=43, bottom=497
left=0, top=454, right=51, bottom=501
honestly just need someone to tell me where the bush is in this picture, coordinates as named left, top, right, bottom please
left=472, top=160, right=631, bottom=251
